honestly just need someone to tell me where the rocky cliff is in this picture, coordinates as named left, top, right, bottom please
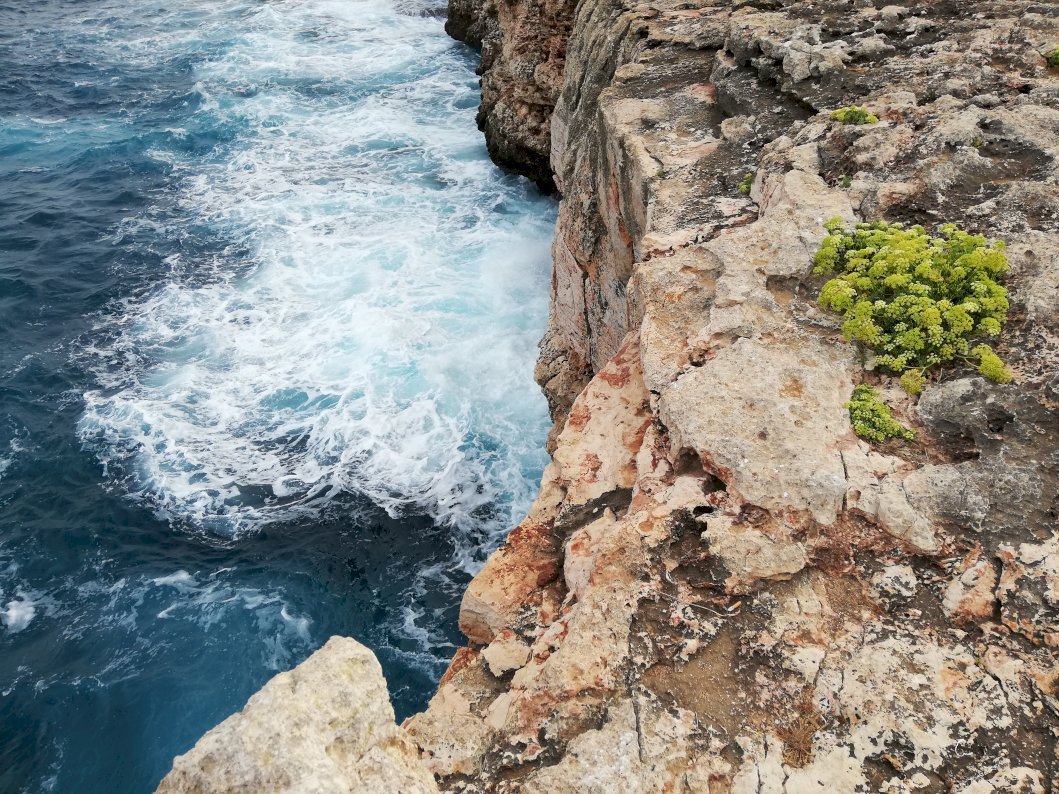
left=163, top=2, right=1059, bottom=792
left=409, top=0, right=1059, bottom=791
left=446, top=0, right=572, bottom=191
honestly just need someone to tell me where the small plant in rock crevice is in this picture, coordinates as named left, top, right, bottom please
left=738, top=172, right=754, bottom=194
left=898, top=369, right=927, bottom=397
left=846, top=385, right=915, bottom=443
left=1047, top=47, right=1059, bottom=69
left=815, top=219, right=1013, bottom=390
left=778, top=689, right=826, bottom=768
left=830, top=106, right=878, bottom=125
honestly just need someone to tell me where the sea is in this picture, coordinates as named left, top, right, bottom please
left=0, top=0, right=555, bottom=789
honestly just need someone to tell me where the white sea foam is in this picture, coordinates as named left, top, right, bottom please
left=79, top=0, right=554, bottom=543
left=152, top=570, right=196, bottom=587
left=0, top=437, right=25, bottom=481
left=1, top=594, right=37, bottom=633
left=0, top=580, right=55, bottom=634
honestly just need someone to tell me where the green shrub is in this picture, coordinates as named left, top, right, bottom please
left=973, top=344, right=1013, bottom=384
left=1047, top=47, right=1059, bottom=69
left=846, top=385, right=914, bottom=443
left=738, top=172, right=754, bottom=194
left=815, top=219, right=1012, bottom=389
left=899, top=370, right=927, bottom=396
left=830, top=106, right=878, bottom=125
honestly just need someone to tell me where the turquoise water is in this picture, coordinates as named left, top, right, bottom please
left=0, top=0, right=554, bottom=789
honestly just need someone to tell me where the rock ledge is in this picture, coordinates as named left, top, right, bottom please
left=157, top=637, right=438, bottom=794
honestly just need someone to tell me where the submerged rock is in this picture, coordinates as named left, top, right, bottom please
left=157, top=637, right=437, bottom=793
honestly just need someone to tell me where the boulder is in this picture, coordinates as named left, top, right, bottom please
left=157, top=637, right=437, bottom=794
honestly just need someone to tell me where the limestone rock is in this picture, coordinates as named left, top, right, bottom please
left=521, top=698, right=705, bottom=793
left=454, top=0, right=571, bottom=190
left=458, top=518, right=561, bottom=645
left=998, top=533, right=1059, bottom=648
left=553, top=334, right=650, bottom=508
left=871, top=564, right=918, bottom=600
left=157, top=636, right=438, bottom=794
left=957, top=768, right=1046, bottom=794
left=480, top=629, right=532, bottom=677
left=943, top=552, right=998, bottom=624
left=660, top=336, right=853, bottom=525
left=702, top=514, right=808, bottom=589
left=405, top=669, right=498, bottom=778
left=445, top=0, right=490, bottom=46
left=458, top=461, right=566, bottom=645
left=833, top=634, right=1011, bottom=771
left=415, top=0, right=1059, bottom=789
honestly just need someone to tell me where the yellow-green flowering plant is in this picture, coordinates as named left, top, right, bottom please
left=830, top=106, right=878, bottom=125
left=846, top=385, right=915, bottom=443
left=815, top=219, right=1013, bottom=443
left=815, top=219, right=1012, bottom=388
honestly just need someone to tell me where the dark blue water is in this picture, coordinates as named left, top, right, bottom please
left=0, top=1, right=554, bottom=790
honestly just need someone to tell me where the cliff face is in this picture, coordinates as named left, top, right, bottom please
left=408, top=1, right=1059, bottom=791
left=447, top=0, right=573, bottom=191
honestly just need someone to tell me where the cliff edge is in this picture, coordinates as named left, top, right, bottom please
left=407, top=0, right=1059, bottom=791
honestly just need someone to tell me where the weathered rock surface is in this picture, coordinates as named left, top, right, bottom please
left=157, top=637, right=438, bottom=794
left=446, top=0, right=572, bottom=191
left=410, top=0, right=1059, bottom=791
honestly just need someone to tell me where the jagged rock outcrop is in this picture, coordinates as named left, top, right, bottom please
left=447, top=0, right=573, bottom=191
left=408, top=0, right=1059, bottom=791
left=157, top=637, right=438, bottom=794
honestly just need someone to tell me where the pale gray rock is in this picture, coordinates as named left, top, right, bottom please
left=480, top=630, right=532, bottom=677
left=157, top=637, right=438, bottom=794
left=660, top=336, right=853, bottom=525
left=871, top=564, right=918, bottom=600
